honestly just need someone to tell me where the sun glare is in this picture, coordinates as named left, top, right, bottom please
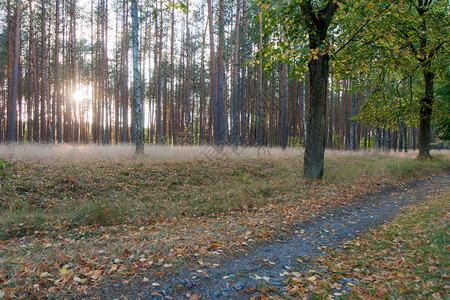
left=72, top=86, right=90, bottom=103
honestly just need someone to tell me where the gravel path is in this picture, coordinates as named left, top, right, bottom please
left=102, top=174, right=449, bottom=299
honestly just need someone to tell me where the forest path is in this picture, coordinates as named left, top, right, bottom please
left=102, top=173, right=449, bottom=299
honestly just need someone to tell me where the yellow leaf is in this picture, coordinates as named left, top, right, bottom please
left=307, top=275, right=317, bottom=281
left=291, top=271, right=301, bottom=277
left=40, top=272, right=53, bottom=278
left=74, top=276, right=87, bottom=283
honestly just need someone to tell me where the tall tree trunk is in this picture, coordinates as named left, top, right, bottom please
left=70, top=0, right=76, bottom=142
left=418, top=69, right=433, bottom=158
left=257, top=6, right=263, bottom=147
left=184, top=0, right=192, bottom=144
left=199, top=21, right=207, bottom=145
left=207, top=0, right=217, bottom=145
left=403, top=124, right=408, bottom=152
left=231, top=0, right=240, bottom=149
left=301, top=80, right=306, bottom=143
left=131, top=0, right=144, bottom=154
left=216, top=0, right=225, bottom=146
left=114, top=5, right=120, bottom=144
left=18, top=65, right=22, bottom=142
left=385, top=129, right=391, bottom=151
left=55, top=0, right=62, bottom=143
left=103, top=0, right=110, bottom=144
left=42, top=0, right=52, bottom=142
left=399, top=122, right=404, bottom=152
left=170, top=5, right=176, bottom=145
left=39, top=0, right=47, bottom=142
left=155, top=4, right=163, bottom=144
left=416, top=3, right=435, bottom=158
left=302, top=0, right=339, bottom=179
left=349, top=91, right=356, bottom=151
left=328, top=70, right=334, bottom=148
left=7, top=0, right=21, bottom=143
left=6, top=0, right=13, bottom=142
left=281, top=63, right=288, bottom=149
left=375, top=127, right=381, bottom=149
left=121, top=0, right=129, bottom=143
left=240, top=0, right=247, bottom=146
left=26, top=50, right=32, bottom=142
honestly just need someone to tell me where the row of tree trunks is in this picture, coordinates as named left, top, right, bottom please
left=0, top=0, right=437, bottom=163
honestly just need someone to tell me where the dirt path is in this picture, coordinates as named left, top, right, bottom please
left=100, top=174, right=449, bottom=299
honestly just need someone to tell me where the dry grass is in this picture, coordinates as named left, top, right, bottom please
left=0, top=144, right=302, bottom=164
left=0, top=145, right=448, bottom=238
left=1, top=144, right=447, bottom=164
left=0, top=145, right=448, bottom=298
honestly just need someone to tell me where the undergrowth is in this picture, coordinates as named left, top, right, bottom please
left=0, top=147, right=448, bottom=298
left=0, top=151, right=448, bottom=239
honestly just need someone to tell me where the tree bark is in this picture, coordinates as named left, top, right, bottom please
left=121, top=0, right=129, bottom=143
left=131, top=0, right=144, bottom=154
left=301, top=0, right=338, bottom=179
left=232, top=0, right=240, bottom=149
left=257, top=6, right=263, bottom=147
left=240, top=0, right=247, bottom=146
left=7, top=0, right=21, bottom=143
left=170, top=5, right=176, bottom=145
left=215, top=0, right=225, bottom=147
left=281, top=63, right=288, bottom=149
left=185, top=0, right=192, bottom=144
left=55, top=0, right=62, bottom=143
left=349, top=91, right=356, bottom=151
left=199, top=21, right=207, bottom=145
left=418, top=69, right=433, bottom=158
left=206, top=0, right=216, bottom=145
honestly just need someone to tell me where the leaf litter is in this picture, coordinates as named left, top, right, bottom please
left=0, top=154, right=448, bottom=298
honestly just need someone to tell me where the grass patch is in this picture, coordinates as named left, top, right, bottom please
left=0, top=151, right=448, bottom=237
left=0, top=147, right=448, bottom=298
left=324, top=152, right=449, bottom=182
left=284, top=193, right=449, bottom=299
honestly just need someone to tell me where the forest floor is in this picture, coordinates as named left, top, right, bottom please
left=100, top=173, right=447, bottom=300
left=0, top=145, right=448, bottom=299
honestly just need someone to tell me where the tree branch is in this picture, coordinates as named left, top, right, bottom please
left=331, top=0, right=395, bottom=59
left=320, top=0, right=339, bottom=26
left=300, top=0, right=318, bottom=32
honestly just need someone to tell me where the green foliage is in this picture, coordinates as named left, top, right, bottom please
left=357, top=81, right=420, bottom=130
left=349, top=0, right=449, bottom=134
left=0, top=159, right=13, bottom=187
left=290, top=136, right=304, bottom=149
left=434, top=68, right=450, bottom=141
left=332, top=132, right=343, bottom=150
left=360, top=134, right=375, bottom=150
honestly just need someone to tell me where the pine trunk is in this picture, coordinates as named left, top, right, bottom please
left=7, top=0, right=21, bottom=143
left=131, top=0, right=144, bottom=154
